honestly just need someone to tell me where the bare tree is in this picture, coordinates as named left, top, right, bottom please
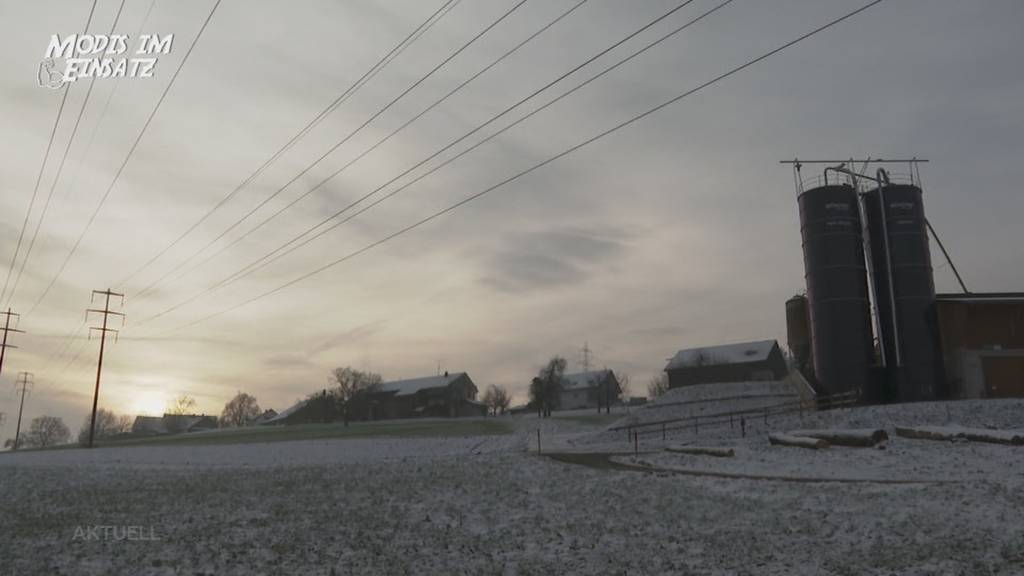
left=24, top=416, right=70, bottom=448
left=329, top=367, right=383, bottom=426
left=647, top=373, right=670, bottom=398
left=77, top=408, right=132, bottom=444
left=482, top=385, right=511, bottom=416
left=167, top=394, right=197, bottom=415
left=531, top=357, right=566, bottom=418
left=220, top=392, right=261, bottom=428
left=602, top=372, right=628, bottom=414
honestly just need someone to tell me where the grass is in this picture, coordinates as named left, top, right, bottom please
left=7, top=418, right=515, bottom=452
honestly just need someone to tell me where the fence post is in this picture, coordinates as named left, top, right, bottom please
left=694, top=416, right=698, bottom=436
left=634, top=430, right=639, bottom=458
left=537, top=429, right=541, bottom=454
left=741, top=416, right=746, bottom=438
left=763, top=407, right=768, bottom=425
left=730, top=413, right=734, bottom=430
left=662, top=423, right=666, bottom=441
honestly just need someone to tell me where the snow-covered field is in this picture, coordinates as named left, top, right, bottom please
left=1, top=400, right=1023, bottom=575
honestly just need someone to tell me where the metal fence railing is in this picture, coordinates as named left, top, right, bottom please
left=613, top=390, right=860, bottom=442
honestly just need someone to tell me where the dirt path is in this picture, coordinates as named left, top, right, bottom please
left=543, top=451, right=958, bottom=484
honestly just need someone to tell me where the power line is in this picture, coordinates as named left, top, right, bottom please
left=213, top=0, right=725, bottom=293
left=27, top=0, right=222, bottom=315
left=12, top=371, right=34, bottom=451
left=129, top=0, right=528, bottom=302
left=40, top=318, right=87, bottom=375
left=151, top=0, right=595, bottom=305
left=151, top=0, right=888, bottom=335
left=0, top=308, right=25, bottom=378
left=11, top=0, right=128, bottom=312
left=27, top=0, right=157, bottom=315
left=55, top=0, right=158, bottom=209
left=114, top=0, right=462, bottom=292
left=0, top=1, right=99, bottom=308
left=138, top=0, right=718, bottom=325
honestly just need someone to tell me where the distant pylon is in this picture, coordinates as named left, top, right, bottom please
left=13, top=371, right=33, bottom=450
left=85, top=289, right=125, bottom=448
left=581, top=342, right=592, bottom=372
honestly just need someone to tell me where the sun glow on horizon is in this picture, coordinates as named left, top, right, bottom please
left=130, top=390, right=167, bottom=416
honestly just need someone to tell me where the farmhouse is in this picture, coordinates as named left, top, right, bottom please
left=130, top=413, right=218, bottom=435
left=664, top=339, right=788, bottom=389
left=558, top=370, right=621, bottom=411
left=368, top=372, right=486, bottom=420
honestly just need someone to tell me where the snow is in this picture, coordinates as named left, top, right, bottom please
left=665, top=339, right=777, bottom=369
left=895, top=425, right=1024, bottom=445
left=560, top=369, right=614, bottom=390
left=379, top=372, right=467, bottom=396
left=768, top=432, right=830, bottom=450
left=1, top=399, right=1023, bottom=574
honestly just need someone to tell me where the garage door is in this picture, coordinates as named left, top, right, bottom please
left=983, top=356, right=1024, bottom=398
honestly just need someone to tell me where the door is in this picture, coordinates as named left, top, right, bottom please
left=982, top=356, right=1024, bottom=398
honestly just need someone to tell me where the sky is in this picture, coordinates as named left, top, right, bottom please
left=0, top=0, right=1022, bottom=435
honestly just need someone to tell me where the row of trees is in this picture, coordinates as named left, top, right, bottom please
left=3, top=415, right=72, bottom=449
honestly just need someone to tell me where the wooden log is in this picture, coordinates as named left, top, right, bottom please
left=894, top=427, right=950, bottom=442
left=768, top=433, right=829, bottom=450
left=896, top=426, right=1024, bottom=446
left=665, top=445, right=735, bottom=458
left=788, top=428, right=888, bottom=447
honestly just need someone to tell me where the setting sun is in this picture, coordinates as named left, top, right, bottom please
left=130, top=391, right=166, bottom=417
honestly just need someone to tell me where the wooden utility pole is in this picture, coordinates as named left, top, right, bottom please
left=0, top=308, right=24, bottom=378
left=13, top=371, right=33, bottom=450
left=86, top=289, right=124, bottom=449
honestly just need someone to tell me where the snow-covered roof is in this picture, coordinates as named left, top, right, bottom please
left=261, top=399, right=309, bottom=424
left=379, top=372, right=467, bottom=396
left=665, top=339, right=778, bottom=371
left=561, top=370, right=614, bottom=391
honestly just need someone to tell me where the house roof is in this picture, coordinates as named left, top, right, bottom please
left=132, top=415, right=166, bottom=434
left=261, top=399, right=309, bottom=424
left=561, top=370, right=614, bottom=391
left=379, top=372, right=467, bottom=396
left=665, top=339, right=778, bottom=371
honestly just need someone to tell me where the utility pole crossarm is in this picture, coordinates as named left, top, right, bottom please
left=0, top=308, right=25, bottom=378
left=86, top=288, right=126, bottom=448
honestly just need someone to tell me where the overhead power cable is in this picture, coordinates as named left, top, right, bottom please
left=137, top=0, right=709, bottom=324
left=114, top=0, right=461, bottom=292
left=149, top=0, right=888, bottom=334
left=12, top=0, right=129, bottom=312
left=0, top=0, right=99, bottom=308
left=27, top=0, right=223, bottom=314
left=152, top=0, right=594, bottom=302
left=129, top=0, right=528, bottom=301
left=215, top=0, right=730, bottom=294
left=55, top=0, right=158, bottom=208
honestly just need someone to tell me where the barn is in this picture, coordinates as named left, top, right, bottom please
left=664, top=339, right=788, bottom=389
left=368, top=372, right=486, bottom=420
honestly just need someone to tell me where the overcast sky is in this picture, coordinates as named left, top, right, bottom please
left=0, top=0, right=1021, bottom=432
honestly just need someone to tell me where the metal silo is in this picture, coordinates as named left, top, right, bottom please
left=785, top=294, right=813, bottom=381
left=863, top=175, right=943, bottom=401
left=798, top=184, right=875, bottom=396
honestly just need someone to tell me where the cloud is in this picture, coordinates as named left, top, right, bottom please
left=478, top=227, right=629, bottom=293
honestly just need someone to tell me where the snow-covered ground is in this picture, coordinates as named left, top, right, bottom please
left=1, top=399, right=1023, bottom=575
